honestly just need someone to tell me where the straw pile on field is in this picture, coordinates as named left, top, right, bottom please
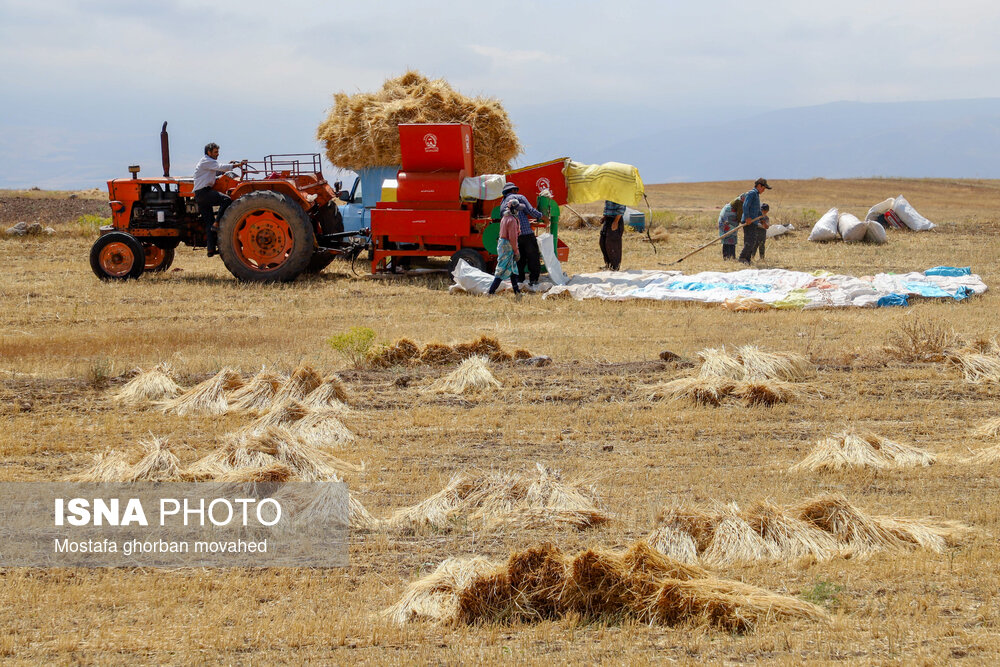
left=386, top=464, right=609, bottom=532
left=790, top=429, right=937, bottom=471
left=427, top=356, right=501, bottom=394
left=67, top=449, right=134, bottom=483
left=160, top=367, right=244, bottom=416
left=68, top=436, right=182, bottom=483
left=113, top=363, right=183, bottom=405
left=369, top=335, right=525, bottom=367
left=273, top=363, right=324, bottom=403
left=316, top=70, right=521, bottom=175
left=648, top=346, right=815, bottom=406
left=386, top=541, right=827, bottom=632
left=947, top=347, right=1000, bottom=383
left=647, top=494, right=968, bottom=564
left=227, top=369, right=286, bottom=414
left=974, top=416, right=1000, bottom=439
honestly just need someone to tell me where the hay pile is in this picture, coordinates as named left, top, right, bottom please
left=160, top=367, right=244, bottom=416
left=113, top=363, right=183, bottom=404
left=427, top=356, right=501, bottom=394
left=790, top=429, right=937, bottom=471
left=947, top=342, right=1000, bottom=383
left=227, top=369, right=287, bottom=413
left=386, top=464, right=609, bottom=532
left=68, top=436, right=181, bottom=483
left=648, top=494, right=968, bottom=565
left=386, top=541, right=827, bottom=632
left=368, top=335, right=526, bottom=367
left=316, top=71, right=521, bottom=175
left=648, top=345, right=815, bottom=406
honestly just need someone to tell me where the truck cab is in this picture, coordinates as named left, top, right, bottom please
left=337, top=165, right=398, bottom=235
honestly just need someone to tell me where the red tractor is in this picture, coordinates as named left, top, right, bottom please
left=92, top=123, right=363, bottom=282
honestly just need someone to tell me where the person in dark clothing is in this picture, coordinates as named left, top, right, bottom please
left=754, top=203, right=770, bottom=260
left=738, top=178, right=772, bottom=264
left=498, top=182, right=548, bottom=286
left=600, top=200, right=626, bottom=270
left=717, top=194, right=744, bottom=260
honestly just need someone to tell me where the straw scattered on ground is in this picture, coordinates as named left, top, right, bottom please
left=387, top=541, right=827, bottom=632
left=947, top=349, right=1000, bottom=383
left=113, top=363, right=183, bottom=405
left=316, top=70, right=521, bottom=175
left=790, top=429, right=937, bottom=472
left=648, top=494, right=969, bottom=564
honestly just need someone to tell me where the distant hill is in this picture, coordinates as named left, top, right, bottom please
left=600, top=99, right=1000, bottom=183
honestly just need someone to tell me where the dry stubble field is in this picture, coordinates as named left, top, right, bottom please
left=1, top=179, right=999, bottom=664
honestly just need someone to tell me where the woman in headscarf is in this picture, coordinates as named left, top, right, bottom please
left=487, top=200, right=522, bottom=295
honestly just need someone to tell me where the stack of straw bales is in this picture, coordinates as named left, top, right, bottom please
left=316, top=71, right=521, bottom=175
left=386, top=541, right=827, bottom=632
left=113, top=363, right=183, bottom=404
left=368, top=335, right=528, bottom=367
left=386, top=464, right=609, bottom=532
left=791, top=429, right=937, bottom=471
left=648, top=345, right=815, bottom=406
left=648, top=494, right=968, bottom=565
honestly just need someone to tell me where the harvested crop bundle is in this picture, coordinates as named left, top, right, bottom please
left=368, top=339, right=421, bottom=368
left=227, top=369, right=286, bottom=414
left=129, top=436, right=181, bottom=482
left=301, top=375, right=351, bottom=413
left=647, top=376, right=737, bottom=405
left=790, top=429, right=936, bottom=471
left=245, top=398, right=311, bottom=432
left=67, top=449, right=133, bottom=483
left=428, top=356, right=501, bottom=394
left=419, top=342, right=459, bottom=365
left=389, top=541, right=826, bottom=632
left=974, top=417, right=1000, bottom=439
left=697, top=347, right=745, bottom=380
left=948, top=350, right=1000, bottom=384
left=160, top=367, right=244, bottom=416
left=735, top=346, right=814, bottom=381
left=274, top=363, right=324, bottom=402
left=317, top=71, right=521, bottom=175
left=292, top=409, right=355, bottom=447
left=113, top=363, right=183, bottom=405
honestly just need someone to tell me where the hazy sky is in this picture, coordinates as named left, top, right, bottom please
left=2, top=0, right=1000, bottom=187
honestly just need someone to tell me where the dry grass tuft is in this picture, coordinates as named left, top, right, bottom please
left=227, top=369, right=286, bottom=414
left=428, top=356, right=501, bottom=394
left=391, top=541, right=826, bottom=632
left=113, top=363, right=183, bottom=405
left=316, top=70, right=521, bottom=174
left=790, top=429, right=937, bottom=471
left=885, top=318, right=961, bottom=362
left=160, top=367, right=244, bottom=416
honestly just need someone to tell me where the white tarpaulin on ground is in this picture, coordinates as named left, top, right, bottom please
left=450, top=264, right=986, bottom=309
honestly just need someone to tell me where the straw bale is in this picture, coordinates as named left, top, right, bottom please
left=316, top=71, right=521, bottom=175
left=701, top=515, right=782, bottom=566
left=419, top=342, right=459, bottom=365
left=428, top=356, right=501, bottom=394
left=646, top=526, right=701, bottom=565
left=368, top=339, right=420, bottom=368
left=458, top=336, right=512, bottom=363
left=735, top=346, right=815, bottom=382
left=697, top=347, right=745, bottom=380
left=561, top=548, right=655, bottom=617
left=647, top=376, right=737, bottom=405
left=273, top=363, right=324, bottom=402
left=384, top=556, right=500, bottom=624
left=654, top=506, right=723, bottom=552
left=300, top=376, right=352, bottom=413
left=794, top=494, right=910, bottom=554
left=129, top=436, right=181, bottom=482
left=227, top=369, right=286, bottom=414
left=790, top=430, right=936, bottom=472
left=621, top=541, right=707, bottom=581
left=160, top=367, right=244, bottom=416
left=67, top=450, right=133, bottom=482
left=291, top=409, right=355, bottom=447
left=113, top=363, right=183, bottom=405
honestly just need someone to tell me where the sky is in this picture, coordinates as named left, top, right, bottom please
left=2, top=0, right=1000, bottom=188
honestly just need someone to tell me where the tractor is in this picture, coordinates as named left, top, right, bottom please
left=92, top=123, right=365, bottom=282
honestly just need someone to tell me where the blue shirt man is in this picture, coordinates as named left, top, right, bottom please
left=500, top=191, right=545, bottom=236
left=499, top=183, right=549, bottom=286
left=738, top=178, right=772, bottom=264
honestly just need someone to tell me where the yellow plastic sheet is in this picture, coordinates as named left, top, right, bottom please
left=565, top=161, right=644, bottom=207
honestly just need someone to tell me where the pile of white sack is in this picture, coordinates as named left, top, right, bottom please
left=808, top=195, right=936, bottom=243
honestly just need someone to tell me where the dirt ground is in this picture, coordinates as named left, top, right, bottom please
left=1, top=180, right=999, bottom=664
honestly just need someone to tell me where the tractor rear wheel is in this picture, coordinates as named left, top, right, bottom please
left=449, top=248, right=487, bottom=275
left=218, top=190, right=315, bottom=283
left=90, top=232, right=145, bottom=280
left=143, top=244, right=175, bottom=272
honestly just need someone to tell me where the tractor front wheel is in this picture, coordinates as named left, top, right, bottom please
left=217, top=191, right=315, bottom=283
left=90, top=232, right=145, bottom=280
left=449, top=248, right=487, bottom=275
left=143, top=244, right=175, bottom=272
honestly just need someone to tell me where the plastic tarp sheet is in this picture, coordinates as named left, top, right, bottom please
left=449, top=265, right=987, bottom=309
left=460, top=174, right=506, bottom=200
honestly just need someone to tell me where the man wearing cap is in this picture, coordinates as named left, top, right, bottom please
left=738, top=178, right=772, bottom=265
left=499, top=183, right=549, bottom=286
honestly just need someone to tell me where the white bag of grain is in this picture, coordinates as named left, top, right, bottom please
left=808, top=208, right=840, bottom=242
left=865, top=197, right=894, bottom=222
left=838, top=213, right=867, bottom=242
left=891, top=195, right=936, bottom=231
left=863, top=219, right=887, bottom=244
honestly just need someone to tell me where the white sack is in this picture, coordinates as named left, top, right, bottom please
left=460, top=174, right=506, bottom=200
left=865, top=197, right=895, bottom=222
left=838, top=213, right=867, bottom=242
left=808, top=208, right=840, bottom=242
left=863, top=219, right=887, bottom=244
left=892, top=195, right=936, bottom=231
left=766, top=223, right=794, bottom=239
left=536, top=233, right=568, bottom=285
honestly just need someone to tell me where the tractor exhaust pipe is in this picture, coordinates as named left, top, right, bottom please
left=160, top=121, right=170, bottom=178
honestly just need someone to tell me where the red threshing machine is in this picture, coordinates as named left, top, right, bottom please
left=369, top=123, right=570, bottom=274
